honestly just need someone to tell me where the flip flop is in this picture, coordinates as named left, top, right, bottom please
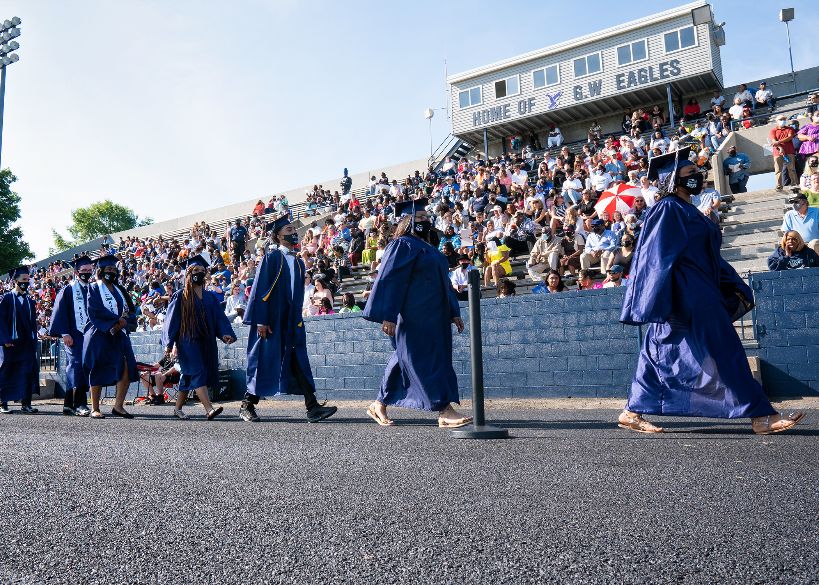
left=90, top=411, right=105, bottom=419
left=617, top=411, right=663, bottom=434
left=366, top=405, right=395, bottom=427
left=438, top=417, right=471, bottom=429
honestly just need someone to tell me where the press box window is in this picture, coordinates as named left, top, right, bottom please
left=533, top=65, right=559, bottom=89
left=573, top=53, right=601, bottom=78
left=494, top=75, right=520, bottom=99
left=616, top=39, right=647, bottom=66
left=664, top=26, right=696, bottom=53
left=458, top=86, right=482, bottom=109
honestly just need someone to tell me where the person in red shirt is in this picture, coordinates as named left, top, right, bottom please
left=682, top=98, right=701, bottom=121
left=769, top=114, right=797, bottom=191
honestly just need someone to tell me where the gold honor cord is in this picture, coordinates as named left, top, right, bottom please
left=262, top=256, right=285, bottom=302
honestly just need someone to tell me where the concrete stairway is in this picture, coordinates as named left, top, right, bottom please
left=721, top=188, right=789, bottom=275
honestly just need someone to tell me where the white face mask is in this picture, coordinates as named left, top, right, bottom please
left=777, top=120, right=787, bottom=127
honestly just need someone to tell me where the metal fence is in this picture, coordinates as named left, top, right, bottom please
left=38, top=338, right=60, bottom=371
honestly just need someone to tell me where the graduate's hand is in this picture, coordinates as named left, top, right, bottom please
left=4, top=343, right=13, bottom=348
left=381, top=321, right=396, bottom=336
left=452, top=317, right=465, bottom=333
left=222, top=335, right=236, bottom=344
left=62, top=334, right=74, bottom=348
left=257, top=325, right=272, bottom=339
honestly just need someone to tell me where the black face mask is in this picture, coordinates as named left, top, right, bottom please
left=102, top=272, right=119, bottom=284
left=680, top=172, right=704, bottom=195
left=190, top=273, right=206, bottom=285
left=413, top=220, right=432, bottom=238
left=282, top=233, right=299, bottom=245
left=77, top=273, right=92, bottom=283
left=17, top=281, right=30, bottom=291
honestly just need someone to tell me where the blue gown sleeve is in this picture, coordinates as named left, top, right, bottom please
left=0, top=295, right=11, bottom=345
left=620, top=200, right=689, bottom=325
left=209, top=292, right=236, bottom=339
left=363, top=238, right=418, bottom=324
left=49, top=287, right=72, bottom=337
left=162, top=290, right=182, bottom=350
left=719, top=256, right=754, bottom=321
left=243, top=251, right=282, bottom=327
left=88, top=285, right=120, bottom=333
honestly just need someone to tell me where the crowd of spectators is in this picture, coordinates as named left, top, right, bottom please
left=10, top=83, right=819, bottom=346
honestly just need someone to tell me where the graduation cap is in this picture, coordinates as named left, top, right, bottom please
left=266, top=215, right=292, bottom=235
left=394, top=198, right=428, bottom=219
left=94, top=254, right=119, bottom=268
left=646, top=146, right=694, bottom=194
left=182, top=254, right=210, bottom=270
left=8, top=265, right=29, bottom=280
left=71, top=255, right=93, bottom=270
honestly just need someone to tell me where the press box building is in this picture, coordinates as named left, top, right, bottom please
left=447, top=1, right=726, bottom=156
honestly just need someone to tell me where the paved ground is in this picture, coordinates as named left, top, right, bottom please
left=0, top=400, right=816, bottom=585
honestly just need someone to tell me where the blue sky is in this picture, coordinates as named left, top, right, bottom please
left=1, top=0, right=817, bottom=259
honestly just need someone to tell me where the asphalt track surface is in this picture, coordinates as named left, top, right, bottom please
left=0, top=402, right=816, bottom=585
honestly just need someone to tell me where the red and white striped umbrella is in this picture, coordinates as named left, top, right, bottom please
left=594, top=184, right=641, bottom=217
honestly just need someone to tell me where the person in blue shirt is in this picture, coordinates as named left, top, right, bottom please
left=722, top=146, right=751, bottom=194
left=532, top=270, right=565, bottom=294
left=48, top=255, right=94, bottom=416
left=0, top=266, right=39, bottom=415
left=781, top=193, right=819, bottom=253
left=620, top=147, right=803, bottom=435
left=605, top=158, right=627, bottom=183
left=767, top=230, right=819, bottom=270
left=162, top=255, right=236, bottom=420
left=438, top=225, right=461, bottom=252
left=363, top=198, right=471, bottom=428
left=580, top=219, right=618, bottom=274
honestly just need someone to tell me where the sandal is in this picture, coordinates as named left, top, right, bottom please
left=90, top=410, right=105, bottom=419
left=752, top=412, right=804, bottom=435
left=617, top=411, right=663, bottom=434
left=438, top=416, right=471, bottom=429
left=207, top=407, right=224, bottom=421
left=366, top=405, right=395, bottom=427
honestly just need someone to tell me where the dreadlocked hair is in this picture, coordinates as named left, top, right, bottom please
left=179, top=272, right=208, bottom=340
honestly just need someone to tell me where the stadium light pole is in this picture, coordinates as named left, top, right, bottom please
left=779, top=9, right=796, bottom=92
left=0, top=16, right=23, bottom=171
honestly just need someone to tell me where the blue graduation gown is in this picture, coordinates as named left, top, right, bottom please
left=48, top=282, right=89, bottom=390
left=82, top=282, right=138, bottom=387
left=162, top=289, right=235, bottom=391
left=243, top=248, right=315, bottom=397
left=363, top=235, right=461, bottom=411
left=620, top=195, right=776, bottom=419
left=0, top=292, right=38, bottom=403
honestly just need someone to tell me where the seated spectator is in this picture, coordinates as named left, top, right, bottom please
left=782, top=193, right=819, bottom=253
left=649, top=130, right=669, bottom=154
left=806, top=93, right=819, bottom=116
left=439, top=225, right=462, bottom=252
left=139, top=351, right=181, bottom=405
left=317, top=297, right=335, bottom=315
left=602, top=264, right=625, bottom=288
left=754, top=81, right=774, bottom=110
left=723, top=146, right=751, bottom=194
left=628, top=195, right=649, bottom=225
left=767, top=231, right=819, bottom=270
left=483, top=239, right=512, bottom=288
left=800, top=155, right=819, bottom=194
left=441, top=242, right=459, bottom=269
left=728, top=97, right=745, bottom=120
left=606, top=233, right=635, bottom=275
left=338, top=292, right=361, bottom=314
left=496, top=278, right=516, bottom=298
left=649, top=105, right=665, bottom=126
left=576, top=268, right=602, bottom=290
left=693, top=183, right=722, bottom=223
left=734, top=83, right=753, bottom=108
left=547, top=125, right=563, bottom=148
left=252, top=200, right=265, bottom=216
left=532, top=270, right=565, bottom=294
left=527, top=228, right=563, bottom=281
left=576, top=189, right=598, bottom=219
left=710, top=90, right=725, bottom=112
left=224, top=282, right=247, bottom=320
left=580, top=219, right=617, bottom=274
left=797, top=112, right=819, bottom=179
left=682, top=98, right=701, bottom=121
left=503, top=211, right=536, bottom=257
left=450, top=254, right=476, bottom=302
left=588, top=120, right=602, bottom=143
left=639, top=175, right=659, bottom=206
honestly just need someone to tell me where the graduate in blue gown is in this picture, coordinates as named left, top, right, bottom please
left=619, top=147, right=803, bottom=435
left=48, top=255, right=93, bottom=416
left=0, top=266, right=39, bottom=414
left=162, top=254, right=236, bottom=420
left=362, top=199, right=472, bottom=428
left=82, top=255, right=138, bottom=419
left=241, top=215, right=337, bottom=423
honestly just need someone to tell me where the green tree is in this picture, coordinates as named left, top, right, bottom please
left=52, top=199, right=153, bottom=251
left=0, top=169, right=34, bottom=274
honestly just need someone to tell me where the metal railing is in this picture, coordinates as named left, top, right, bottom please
left=38, top=338, right=59, bottom=371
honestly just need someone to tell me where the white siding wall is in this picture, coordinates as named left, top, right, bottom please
left=450, top=15, right=716, bottom=136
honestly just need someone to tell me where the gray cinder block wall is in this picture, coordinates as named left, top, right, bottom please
left=54, top=271, right=819, bottom=400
